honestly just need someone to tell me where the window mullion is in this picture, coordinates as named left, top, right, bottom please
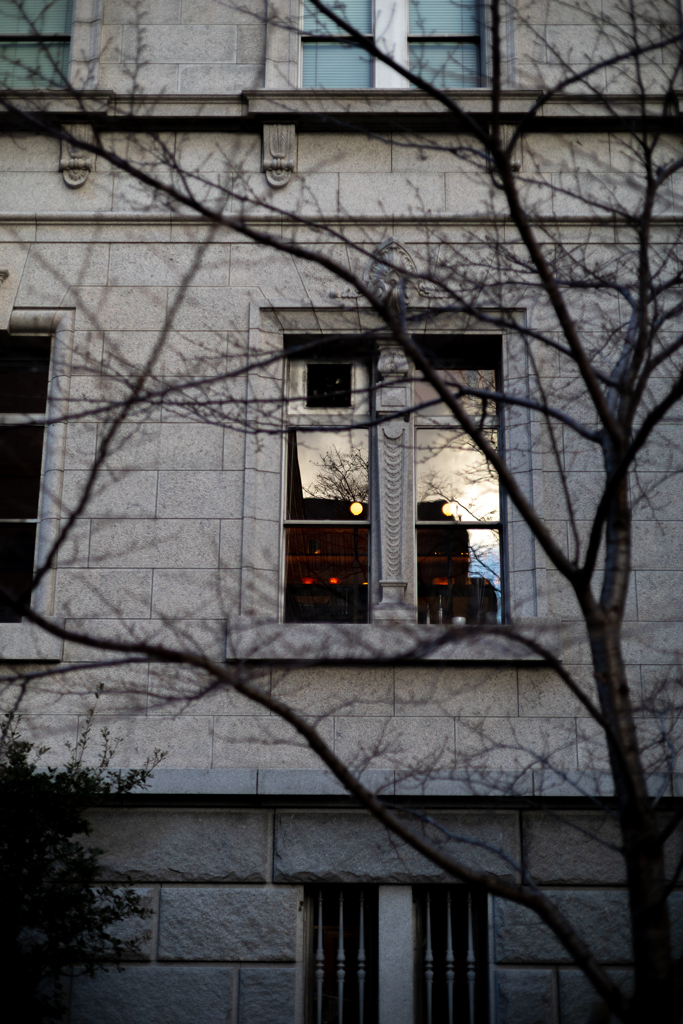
left=375, top=0, right=410, bottom=89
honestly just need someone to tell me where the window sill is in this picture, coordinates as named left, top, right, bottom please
left=227, top=618, right=562, bottom=663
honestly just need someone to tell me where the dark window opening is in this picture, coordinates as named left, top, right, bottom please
left=306, top=885, right=378, bottom=1024
left=414, top=886, right=488, bottom=1024
left=0, top=334, right=50, bottom=413
left=0, top=333, right=50, bottom=623
left=285, top=526, right=369, bottom=623
left=416, top=526, right=500, bottom=625
left=307, top=363, right=353, bottom=408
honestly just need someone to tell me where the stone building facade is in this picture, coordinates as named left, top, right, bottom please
left=1, top=0, right=682, bottom=1022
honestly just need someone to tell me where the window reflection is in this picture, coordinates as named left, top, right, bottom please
left=284, top=526, right=368, bottom=623
left=416, top=429, right=499, bottom=523
left=414, top=367, right=495, bottom=418
left=287, top=429, right=369, bottom=521
left=416, top=527, right=500, bottom=624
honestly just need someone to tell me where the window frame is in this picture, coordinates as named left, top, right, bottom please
left=300, top=0, right=485, bottom=90
left=413, top=356, right=504, bottom=626
left=281, top=351, right=373, bottom=624
left=0, top=331, right=52, bottom=623
left=300, top=0, right=376, bottom=88
left=280, top=335, right=505, bottom=627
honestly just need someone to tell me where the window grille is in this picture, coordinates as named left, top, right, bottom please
left=306, top=886, right=378, bottom=1024
left=414, top=886, right=488, bottom=1024
left=0, top=0, right=73, bottom=88
left=0, top=333, right=51, bottom=622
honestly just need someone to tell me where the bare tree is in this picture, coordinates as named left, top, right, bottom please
left=2, top=0, right=683, bottom=1019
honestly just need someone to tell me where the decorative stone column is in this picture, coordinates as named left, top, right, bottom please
left=373, top=343, right=415, bottom=623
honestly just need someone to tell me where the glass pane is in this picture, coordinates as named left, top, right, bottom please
left=285, top=526, right=369, bottom=623
left=414, top=366, right=495, bottom=419
left=302, top=41, right=373, bottom=88
left=0, top=334, right=50, bottom=413
left=409, top=41, right=479, bottom=89
left=409, top=0, right=478, bottom=35
left=0, top=40, right=70, bottom=87
left=0, top=0, right=73, bottom=35
left=0, top=425, right=44, bottom=517
left=416, top=526, right=500, bottom=624
left=416, top=428, right=499, bottom=522
left=287, top=429, right=369, bottom=521
left=0, top=522, right=36, bottom=622
left=307, top=363, right=352, bottom=408
left=303, top=0, right=372, bottom=35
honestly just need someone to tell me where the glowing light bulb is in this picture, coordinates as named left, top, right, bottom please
left=442, top=501, right=456, bottom=517
left=350, top=501, right=363, bottom=516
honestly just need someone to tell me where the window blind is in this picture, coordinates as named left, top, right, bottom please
left=409, top=40, right=478, bottom=88
left=409, top=0, right=478, bottom=35
left=302, top=40, right=372, bottom=87
left=0, top=0, right=72, bottom=87
left=0, top=0, right=72, bottom=36
left=303, top=0, right=372, bottom=36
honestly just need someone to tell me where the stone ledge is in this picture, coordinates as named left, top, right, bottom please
left=127, top=767, right=659, bottom=799
left=227, top=619, right=563, bottom=663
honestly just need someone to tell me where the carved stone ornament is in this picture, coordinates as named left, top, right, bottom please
left=377, top=345, right=409, bottom=379
left=262, top=123, right=296, bottom=188
left=329, top=237, right=442, bottom=304
left=374, top=418, right=414, bottom=622
left=0, top=270, right=8, bottom=287
left=60, top=123, right=95, bottom=189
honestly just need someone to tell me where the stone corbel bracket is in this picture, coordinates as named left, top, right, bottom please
left=262, top=123, right=296, bottom=188
left=60, top=123, right=95, bottom=189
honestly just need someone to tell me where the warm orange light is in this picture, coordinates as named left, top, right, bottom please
left=350, top=501, right=364, bottom=516
left=442, top=501, right=456, bottom=517
left=301, top=577, right=317, bottom=585
left=329, top=577, right=339, bottom=584
left=433, top=577, right=449, bottom=586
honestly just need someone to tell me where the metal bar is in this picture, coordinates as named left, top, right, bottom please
left=446, top=890, right=454, bottom=1024
left=316, top=890, right=324, bottom=1024
left=0, top=34, right=71, bottom=41
left=467, top=891, right=476, bottom=1024
left=337, top=889, right=345, bottom=1024
left=425, top=891, right=433, bottom=1024
left=358, top=889, right=366, bottom=1024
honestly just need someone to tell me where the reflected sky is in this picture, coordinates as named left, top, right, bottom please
left=414, top=367, right=496, bottom=418
left=294, top=429, right=369, bottom=502
left=416, top=428, right=499, bottom=522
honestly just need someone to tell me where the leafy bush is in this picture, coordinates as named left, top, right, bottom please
left=0, top=704, right=164, bottom=1022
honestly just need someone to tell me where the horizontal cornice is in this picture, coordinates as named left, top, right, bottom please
left=0, top=87, right=681, bottom=133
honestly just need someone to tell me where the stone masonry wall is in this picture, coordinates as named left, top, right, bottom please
left=63, top=804, right=683, bottom=1023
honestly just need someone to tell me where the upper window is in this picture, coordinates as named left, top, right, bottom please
left=302, top=0, right=374, bottom=88
left=0, top=333, right=51, bottom=622
left=0, top=0, right=73, bottom=89
left=408, top=0, right=480, bottom=88
left=301, top=0, right=481, bottom=89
